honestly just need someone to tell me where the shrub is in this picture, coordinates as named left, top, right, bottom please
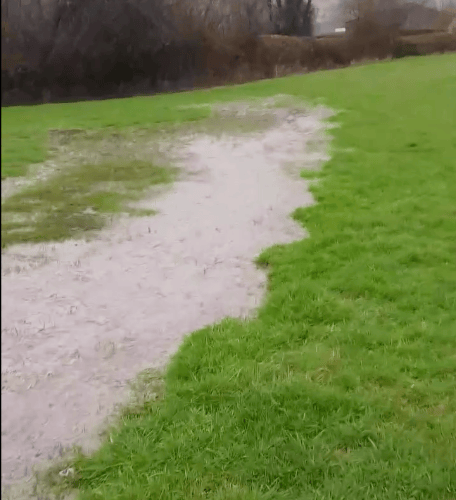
left=347, top=18, right=398, bottom=61
left=399, top=32, right=456, bottom=55
left=393, top=42, right=420, bottom=59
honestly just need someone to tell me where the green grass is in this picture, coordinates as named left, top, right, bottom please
left=1, top=157, right=173, bottom=247
left=0, top=93, right=276, bottom=179
left=5, top=54, right=456, bottom=499
left=1, top=125, right=180, bottom=247
left=1, top=97, right=212, bottom=178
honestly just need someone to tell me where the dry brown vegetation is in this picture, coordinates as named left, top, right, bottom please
left=398, top=30, right=456, bottom=54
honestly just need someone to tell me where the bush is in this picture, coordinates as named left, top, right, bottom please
left=42, top=0, right=176, bottom=90
left=399, top=32, right=456, bottom=56
left=347, top=18, right=398, bottom=61
left=393, top=42, right=420, bottom=59
left=2, top=0, right=270, bottom=104
left=2, top=0, right=206, bottom=103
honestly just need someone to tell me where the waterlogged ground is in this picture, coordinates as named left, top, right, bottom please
left=1, top=103, right=331, bottom=497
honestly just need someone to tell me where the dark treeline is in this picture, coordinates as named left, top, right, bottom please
left=2, top=0, right=455, bottom=106
left=1, top=0, right=315, bottom=105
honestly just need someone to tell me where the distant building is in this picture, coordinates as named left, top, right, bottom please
left=315, top=21, right=341, bottom=36
left=345, top=2, right=456, bottom=35
left=433, top=8, right=456, bottom=33
left=450, top=15, right=456, bottom=33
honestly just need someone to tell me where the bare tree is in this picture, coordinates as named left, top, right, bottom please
left=270, top=0, right=315, bottom=36
left=339, top=0, right=454, bottom=24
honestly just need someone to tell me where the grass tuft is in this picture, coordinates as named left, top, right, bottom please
left=2, top=157, right=175, bottom=247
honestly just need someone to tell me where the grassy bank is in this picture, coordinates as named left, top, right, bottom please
left=5, top=54, right=456, bottom=499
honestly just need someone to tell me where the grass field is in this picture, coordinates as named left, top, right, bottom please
left=0, top=97, right=210, bottom=179
left=1, top=130, right=177, bottom=247
left=3, top=54, right=456, bottom=499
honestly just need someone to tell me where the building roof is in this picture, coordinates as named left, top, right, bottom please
left=401, top=3, right=441, bottom=30
left=346, top=3, right=456, bottom=32
left=430, top=8, right=456, bottom=31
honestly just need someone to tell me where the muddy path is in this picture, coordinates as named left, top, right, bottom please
left=1, top=105, right=330, bottom=493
